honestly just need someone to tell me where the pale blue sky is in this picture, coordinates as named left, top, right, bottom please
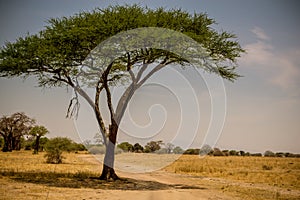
left=0, top=0, right=299, bottom=153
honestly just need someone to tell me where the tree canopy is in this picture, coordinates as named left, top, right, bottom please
left=0, top=5, right=243, bottom=83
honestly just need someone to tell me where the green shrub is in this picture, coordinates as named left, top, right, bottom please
left=117, top=142, right=133, bottom=152
left=44, top=148, right=64, bottom=164
left=44, top=137, right=73, bottom=164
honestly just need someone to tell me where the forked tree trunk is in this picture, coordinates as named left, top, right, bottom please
left=99, top=123, right=120, bottom=180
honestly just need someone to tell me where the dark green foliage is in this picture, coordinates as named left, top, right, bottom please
left=229, top=150, right=238, bottom=156
left=133, top=143, right=144, bottom=153
left=144, top=141, right=163, bottom=153
left=44, top=137, right=84, bottom=164
left=0, top=5, right=244, bottom=86
left=45, top=137, right=74, bottom=152
left=264, top=150, right=275, bottom=157
left=73, top=143, right=87, bottom=151
left=183, top=148, right=200, bottom=155
left=240, top=151, right=245, bottom=156
left=117, top=142, right=133, bottom=152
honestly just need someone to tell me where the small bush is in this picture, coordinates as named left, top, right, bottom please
left=44, top=137, right=72, bottom=164
left=264, top=150, right=275, bottom=157
left=44, top=149, right=64, bottom=164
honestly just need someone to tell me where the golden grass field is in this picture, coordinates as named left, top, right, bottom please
left=0, top=151, right=299, bottom=200
left=165, top=155, right=300, bottom=199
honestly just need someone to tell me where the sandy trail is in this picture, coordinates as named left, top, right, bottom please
left=76, top=154, right=300, bottom=200
left=75, top=154, right=237, bottom=200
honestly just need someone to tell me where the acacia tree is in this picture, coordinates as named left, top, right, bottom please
left=145, top=140, right=164, bottom=153
left=29, top=125, right=49, bottom=154
left=0, top=112, right=35, bottom=152
left=0, top=5, right=244, bottom=180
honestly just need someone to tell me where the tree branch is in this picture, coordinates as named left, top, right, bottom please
left=136, top=62, right=149, bottom=82
left=104, top=82, right=115, bottom=124
left=115, top=83, right=135, bottom=124
left=94, top=81, right=107, bottom=146
left=126, top=52, right=136, bottom=83
left=137, top=63, right=166, bottom=88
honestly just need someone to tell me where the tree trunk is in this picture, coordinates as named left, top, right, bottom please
left=2, top=135, right=10, bottom=152
left=6, top=133, right=13, bottom=152
left=13, top=136, right=21, bottom=151
left=34, top=135, right=41, bottom=154
left=99, top=123, right=120, bottom=181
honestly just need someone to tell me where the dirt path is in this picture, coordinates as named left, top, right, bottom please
left=76, top=154, right=238, bottom=200
left=77, top=154, right=299, bottom=200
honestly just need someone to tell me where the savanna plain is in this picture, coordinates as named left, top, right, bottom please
left=0, top=151, right=299, bottom=200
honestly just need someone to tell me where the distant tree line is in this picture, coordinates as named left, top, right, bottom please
left=115, top=141, right=184, bottom=154
left=84, top=140, right=184, bottom=155
left=183, top=145, right=300, bottom=158
left=80, top=135, right=300, bottom=158
left=1, top=113, right=299, bottom=159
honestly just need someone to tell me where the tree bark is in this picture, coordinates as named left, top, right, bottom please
left=2, top=135, right=10, bottom=152
left=7, top=133, right=13, bottom=152
left=34, top=135, right=41, bottom=154
left=99, top=122, right=120, bottom=181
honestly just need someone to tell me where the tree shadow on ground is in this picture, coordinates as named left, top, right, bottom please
left=0, top=171, right=206, bottom=191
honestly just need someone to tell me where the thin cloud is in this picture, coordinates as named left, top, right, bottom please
left=240, top=27, right=300, bottom=93
left=251, top=26, right=271, bottom=41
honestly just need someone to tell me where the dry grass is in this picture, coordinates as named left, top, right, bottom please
left=0, top=151, right=193, bottom=191
left=0, top=150, right=99, bottom=175
left=0, top=151, right=299, bottom=200
left=164, top=155, right=300, bottom=190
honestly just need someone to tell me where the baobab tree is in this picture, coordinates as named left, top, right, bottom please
left=0, top=112, right=35, bottom=152
left=0, top=5, right=244, bottom=180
